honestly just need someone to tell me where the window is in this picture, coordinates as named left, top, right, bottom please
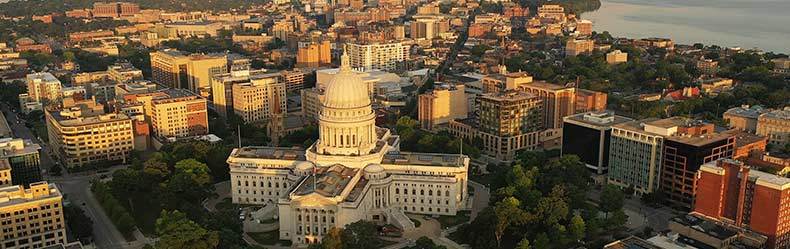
left=395, top=188, right=399, bottom=194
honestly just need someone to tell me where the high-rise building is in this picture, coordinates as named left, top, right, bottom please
left=607, top=119, right=665, bottom=194
left=0, top=182, right=66, bottom=248
left=0, top=138, right=41, bottom=187
left=227, top=53, right=469, bottom=246
left=695, top=159, right=790, bottom=248
left=150, top=49, right=227, bottom=93
left=576, top=20, right=593, bottom=36
left=723, top=105, right=768, bottom=132
left=232, top=73, right=287, bottom=123
left=654, top=117, right=735, bottom=208
left=562, top=112, right=633, bottom=176
left=296, top=40, right=332, bottom=67
left=418, top=83, right=468, bottom=130
left=46, top=102, right=134, bottom=168
left=410, top=16, right=449, bottom=40
left=346, top=42, right=409, bottom=72
left=756, top=107, right=790, bottom=147
left=519, top=81, right=576, bottom=129
left=26, top=73, right=62, bottom=105
left=449, top=90, right=543, bottom=162
left=150, top=89, right=209, bottom=140
left=481, top=69, right=533, bottom=94
left=211, top=69, right=270, bottom=119
left=279, top=70, right=307, bottom=93
left=300, top=88, right=324, bottom=122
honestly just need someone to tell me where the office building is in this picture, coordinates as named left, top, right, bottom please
left=519, top=81, right=576, bottom=129
left=232, top=73, right=287, bottom=123
left=227, top=53, right=469, bottom=246
left=410, top=16, right=449, bottom=40
left=481, top=69, right=533, bottom=94
left=280, top=70, right=307, bottom=93
left=607, top=119, right=665, bottom=194
left=46, top=102, right=134, bottom=168
left=296, top=40, right=332, bottom=67
left=0, top=159, right=10, bottom=187
left=606, top=50, right=628, bottom=64
left=211, top=69, right=270, bottom=119
left=566, top=39, right=594, bottom=57
left=696, top=59, right=719, bottom=75
left=150, top=49, right=227, bottom=93
left=166, top=21, right=224, bottom=37
left=695, top=159, right=790, bottom=248
left=107, top=62, right=143, bottom=83
left=562, top=112, right=633, bottom=175
left=576, top=20, right=592, bottom=36
left=537, top=4, right=565, bottom=21
left=300, top=88, right=324, bottom=122
left=0, top=182, right=66, bottom=249
left=0, top=138, right=42, bottom=187
left=26, top=73, right=62, bottom=105
left=92, top=2, right=139, bottom=18
left=418, top=84, right=468, bottom=130
left=756, top=107, right=790, bottom=147
left=346, top=42, right=409, bottom=72
left=655, top=117, right=735, bottom=209
left=723, top=105, right=768, bottom=132
left=449, top=91, right=543, bottom=162
left=150, top=89, right=209, bottom=140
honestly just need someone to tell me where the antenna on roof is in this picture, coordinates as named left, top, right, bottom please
left=237, top=125, right=242, bottom=148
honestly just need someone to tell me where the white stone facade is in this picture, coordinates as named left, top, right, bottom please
left=227, top=52, right=469, bottom=246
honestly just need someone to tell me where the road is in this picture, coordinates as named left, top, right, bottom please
left=588, top=189, right=680, bottom=233
left=2, top=103, right=144, bottom=249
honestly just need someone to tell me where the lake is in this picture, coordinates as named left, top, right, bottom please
left=582, top=0, right=790, bottom=53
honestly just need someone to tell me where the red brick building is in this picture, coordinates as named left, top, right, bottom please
left=695, top=159, right=790, bottom=249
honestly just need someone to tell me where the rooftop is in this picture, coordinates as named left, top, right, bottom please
left=564, top=111, right=634, bottom=128
left=381, top=152, right=467, bottom=167
left=479, top=90, right=539, bottom=102
left=293, top=164, right=358, bottom=197
left=0, top=138, right=41, bottom=158
left=604, top=236, right=662, bottom=249
left=520, top=80, right=573, bottom=91
left=761, top=107, right=790, bottom=120
left=724, top=105, right=768, bottom=119
left=0, top=182, right=61, bottom=208
left=671, top=214, right=737, bottom=240
left=232, top=146, right=306, bottom=161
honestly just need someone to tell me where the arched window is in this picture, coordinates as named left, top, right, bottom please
left=437, top=191, right=441, bottom=197
left=420, top=190, right=424, bottom=195
left=395, top=188, right=399, bottom=194
left=268, top=182, right=272, bottom=188
left=412, top=189, right=416, bottom=195
left=445, top=190, right=450, bottom=196
left=428, top=190, right=432, bottom=196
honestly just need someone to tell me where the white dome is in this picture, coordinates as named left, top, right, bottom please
left=363, top=164, right=384, bottom=173
left=294, top=161, right=315, bottom=172
left=322, top=52, right=370, bottom=109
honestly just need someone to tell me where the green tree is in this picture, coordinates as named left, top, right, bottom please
left=341, top=220, right=380, bottom=249
left=155, top=210, right=219, bottom=249
left=64, top=205, right=94, bottom=242
left=533, top=233, right=550, bottom=249
left=516, top=238, right=531, bottom=249
left=600, top=185, right=624, bottom=216
left=143, top=158, right=170, bottom=181
left=317, top=227, right=343, bottom=249
left=608, top=210, right=628, bottom=229
left=569, top=213, right=586, bottom=242
left=494, top=197, right=529, bottom=247
left=174, top=159, right=212, bottom=186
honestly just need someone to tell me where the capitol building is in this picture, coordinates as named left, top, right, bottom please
left=226, top=52, right=470, bottom=246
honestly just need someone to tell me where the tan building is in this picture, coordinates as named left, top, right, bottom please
left=757, top=107, right=790, bottom=147
left=280, top=70, right=307, bottom=93
left=481, top=68, right=533, bottom=94
left=166, top=21, right=224, bottom=37
left=347, top=42, right=410, bottom=72
left=150, top=89, right=209, bottom=140
left=211, top=69, right=269, bottom=119
left=150, top=49, right=227, bottom=93
left=606, top=50, right=628, bottom=64
left=300, top=88, right=324, bottom=122
left=724, top=105, right=769, bottom=132
left=418, top=84, right=468, bottom=130
left=296, top=40, right=332, bottom=67
left=520, top=81, right=576, bottom=129
left=231, top=73, right=287, bottom=124
left=537, top=4, right=565, bottom=21
left=576, top=20, right=593, bottom=36
left=46, top=103, right=134, bottom=168
left=410, top=16, right=449, bottom=40
left=566, top=39, right=594, bottom=57
left=26, top=73, right=62, bottom=105
left=696, top=59, right=719, bottom=75
left=449, top=91, right=544, bottom=162
left=107, top=62, right=143, bottom=83
left=0, top=182, right=67, bottom=249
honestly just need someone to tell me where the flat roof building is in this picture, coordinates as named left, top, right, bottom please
left=562, top=111, right=633, bottom=176
left=0, top=182, right=67, bottom=249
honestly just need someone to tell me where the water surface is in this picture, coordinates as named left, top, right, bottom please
left=583, top=0, right=790, bottom=53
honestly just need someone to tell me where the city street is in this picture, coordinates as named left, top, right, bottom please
left=2, top=103, right=142, bottom=249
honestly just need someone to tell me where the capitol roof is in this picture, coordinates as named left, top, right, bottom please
left=322, top=51, right=371, bottom=109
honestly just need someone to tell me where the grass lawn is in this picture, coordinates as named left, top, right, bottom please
left=127, top=195, right=162, bottom=235
left=437, top=210, right=470, bottom=228
left=248, top=230, right=282, bottom=245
